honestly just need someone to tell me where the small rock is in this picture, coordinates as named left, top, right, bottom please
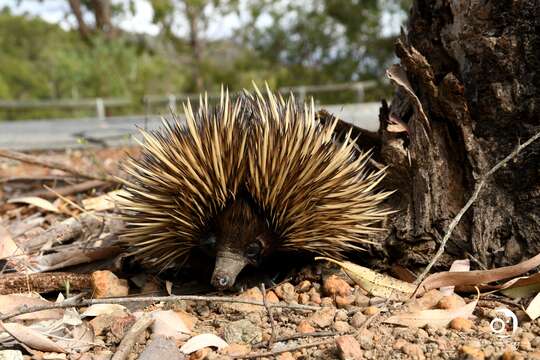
left=308, top=307, right=336, bottom=328
left=298, top=293, right=310, bottom=304
left=89, top=311, right=131, bottom=336
left=357, top=328, right=374, bottom=350
left=276, top=352, right=295, bottom=360
left=335, top=335, right=362, bottom=360
left=363, top=306, right=379, bottom=316
left=335, top=309, right=348, bottom=322
left=460, top=345, right=485, bottom=360
left=189, top=348, right=211, bottom=360
left=220, top=343, right=250, bottom=357
left=354, top=292, right=370, bottom=307
left=436, top=338, right=449, bottom=352
left=333, top=321, right=351, bottom=333
left=265, top=291, right=279, bottom=303
left=223, top=319, right=262, bottom=344
left=92, top=350, right=114, bottom=360
left=519, top=338, right=532, bottom=351
left=321, top=297, right=334, bottom=307
left=450, top=317, right=473, bottom=331
left=110, top=313, right=137, bottom=340
left=297, top=320, right=315, bottom=333
left=336, top=295, right=355, bottom=308
left=415, top=328, right=428, bottom=339
left=393, top=338, right=407, bottom=350
left=414, top=289, right=444, bottom=310
left=350, top=312, right=366, bottom=328
left=275, top=283, right=297, bottom=303
left=297, top=280, right=311, bottom=293
left=309, top=289, right=322, bottom=305
left=323, top=275, right=352, bottom=297
left=483, top=345, right=495, bottom=358
left=221, top=287, right=264, bottom=313
left=502, top=350, right=524, bottom=360
left=138, top=336, right=185, bottom=360
left=437, top=294, right=466, bottom=310
left=91, top=271, right=129, bottom=298
left=531, top=336, right=540, bottom=348
left=402, top=343, right=425, bottom=360
left=528, top=352, right=540, bottom=360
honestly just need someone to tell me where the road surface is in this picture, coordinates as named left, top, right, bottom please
left=0, top=103, right=380, bottom=150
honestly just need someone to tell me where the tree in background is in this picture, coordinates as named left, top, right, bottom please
left=1, top=0, right=409, bottom=119
left=67, top=0, right=116, bottom=41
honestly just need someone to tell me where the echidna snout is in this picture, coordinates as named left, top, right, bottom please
left=210, top=196, right=274, bottom=289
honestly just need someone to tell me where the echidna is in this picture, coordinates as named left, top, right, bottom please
left=119, top=86, right=392, bottom=289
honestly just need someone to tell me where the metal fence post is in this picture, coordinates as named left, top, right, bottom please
left=96, top=98, right=105, bottom=120
left=355, top=84, right=365, bottom=103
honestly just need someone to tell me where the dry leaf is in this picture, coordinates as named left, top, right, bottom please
left=498, top=273, right=540, bottom=299
left=440, top=259, right=470, bottom=296
left=56, top=323, right=94, bottom=353
left=165, top=281, right=173, bottom=296
left=0, top=295, right=63, bottom=321
left=525, top=292, right=540, bottom=320
left=180, top=333, right=228, bottom=354
left=82, top=190, right=127, bottom=211
left=316, top=257, right=416, bottom=300
left=150, top=310, right=191, bottom=340
left=419, top=252, right=540, bottom=293
left=0, top=224, right=20, bottom=260
left=385, top=292, right=478, bottom=328
left=0, top=322, right=66, bottom=353
left=81, top=304, right=127, bottom=317
left=8, top=197, right=60, bottom=213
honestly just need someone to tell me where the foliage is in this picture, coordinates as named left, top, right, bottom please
left=0, top=0, right=409, bottom=120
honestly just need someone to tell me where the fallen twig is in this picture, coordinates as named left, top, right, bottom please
left=414, top=130, right=540, bottom=286
left=237, top=338, right=335, bottom=359
left=0, top=294, right=320, bottom=321
left=0, top=149, right=119, bottom=183
left=0, top=272, right=92, bottom=295
left=111, top=313, right=154, bottom=360
left=253, top=331, right=339, bottom=349
left=26, top=180, right=109, bottom=199
left=21, top=212, right=105, bottom=252
left=260, top=283, right=277, bottom=347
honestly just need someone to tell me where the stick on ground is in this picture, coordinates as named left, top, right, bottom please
left=260, top=283, right=277, bottom=346
left=111, top=313, right=154, bottom=360
left=0, top=149, right=119, bottom=183
left=0, top=294, right=320, bottom=322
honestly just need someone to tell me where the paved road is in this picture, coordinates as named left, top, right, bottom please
left=0, top=103, right=380, bottom=150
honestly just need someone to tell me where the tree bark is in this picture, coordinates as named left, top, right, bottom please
left=379, top=0, right=540, bottom=269
left=184, top=0, right=205, bottom=92
left=67, top=0, right=91, bottom=42
left=90, top=0, right=115, bottom=37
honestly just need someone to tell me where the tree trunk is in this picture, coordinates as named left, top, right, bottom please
left=185, top=1, right=205, bottom=92
left=90, top=0, right=114, bottom=37
left=67, top=0, right=91, bottom=42
left=378, top=0, right=540, bottom=270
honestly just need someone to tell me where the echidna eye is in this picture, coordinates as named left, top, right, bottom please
left=200, top=234, right=216, bottom=249
left=245, top=242, right=261, bottom=259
